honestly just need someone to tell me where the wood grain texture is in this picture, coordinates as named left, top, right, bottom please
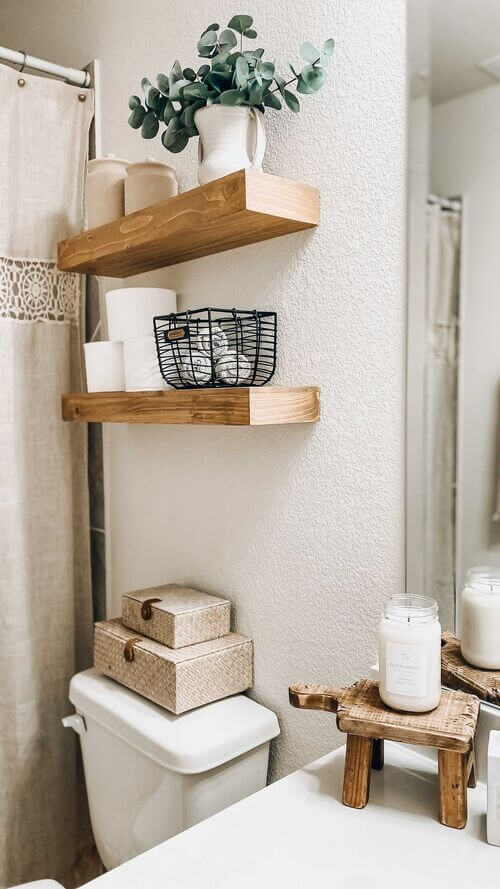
left=438, top=750, right=468, bottom=829
left=288, top=682, right=343, bottom=713
left=57, top=169, right=320, bottom=277
left=61, top=386, right=320, bottom=426
left=342, top=735, right=373, bottom=809
left=441, top=631, right=500, bottom=705
left=289, top=679, right=480, bottom=752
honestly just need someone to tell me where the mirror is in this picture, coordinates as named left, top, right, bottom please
left=407, top=0, right=500, bottom=637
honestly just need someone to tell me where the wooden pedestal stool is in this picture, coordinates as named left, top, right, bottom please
left=289, top=679, right=480, bottom=829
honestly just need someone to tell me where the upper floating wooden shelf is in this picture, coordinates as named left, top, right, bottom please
left=57, top=169, right=320, bottom=277
left=61, top=386, right=320, bottom=426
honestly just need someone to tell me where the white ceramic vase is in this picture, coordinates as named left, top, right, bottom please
left=194, top=105, right=266, bottom=185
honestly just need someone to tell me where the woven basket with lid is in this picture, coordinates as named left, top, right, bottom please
left=94, top=618, right=253, bottom=714
left=122, top=584, right=231, bottom=649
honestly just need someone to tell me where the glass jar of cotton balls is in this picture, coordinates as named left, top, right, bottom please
left=153, top=308, right=277, bottom=389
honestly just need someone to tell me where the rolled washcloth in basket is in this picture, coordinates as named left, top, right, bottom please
left=215, top=350, right=251, bottom=384
left=179, top=350, right=212, bottom=385
left=197, top=324, right=228, bottom=359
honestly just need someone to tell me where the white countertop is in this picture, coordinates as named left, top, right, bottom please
left=84, top=742, right=496, bottom=889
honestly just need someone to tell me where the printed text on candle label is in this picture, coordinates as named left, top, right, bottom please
left=385, top=642, right=427, bottom=697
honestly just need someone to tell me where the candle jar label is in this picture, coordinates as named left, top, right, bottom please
left=385, top=641, right=427, bottom=697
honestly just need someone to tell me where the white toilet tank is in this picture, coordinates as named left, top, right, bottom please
left=67, top=669, right=279, bottom=871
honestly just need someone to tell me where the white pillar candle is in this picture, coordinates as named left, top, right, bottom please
left=84, top=341, right=125, bottom=392
left=105, top=287, right=177, bottom=342
left=378, top=595, right=441, bottom=712
left=461, top=572, right=500, bottom=669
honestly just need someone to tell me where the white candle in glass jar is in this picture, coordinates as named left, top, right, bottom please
left=379, top=596, right=441, bottom=712
left=461, top=572, right=500, bottom=669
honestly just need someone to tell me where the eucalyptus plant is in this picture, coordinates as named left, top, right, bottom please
left=128, top=14, right=334, bottom=154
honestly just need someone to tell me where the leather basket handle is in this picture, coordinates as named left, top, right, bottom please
left=123, top=637, right=142, bottom=663
left=141, top=597, right=161, bottom=620
left=289, top=683, right=344, bottom=714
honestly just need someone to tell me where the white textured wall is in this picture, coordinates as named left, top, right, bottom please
left=0, top=0, right=406, bottom=779
left=432, top=85, right=500, bottom=608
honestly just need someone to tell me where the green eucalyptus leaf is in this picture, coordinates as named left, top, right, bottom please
left=141, top=77, right=151, bottom=94
left=162, top=116, right=182, bottom=142
left=257, top=60, right=275, bottom=79
left=219, top=28, right=237, bottom=48
left=301, top=63, right=327, bottom=91
left=322, top=38, right=335, bottom=57
left=243, top=28, right=257, bottom=38
left=166, top=128, right=190, bottom=153
left=128, top=95, right=141, bottom=109
left=156, top=73, right=170, bottom=95
left=273, top=74, right=286, bottom=96
left=201, top=22, right=219, bottom=36
left=146, top=86, right=161, bottom=110
left=300, top=41, right=319, bottom=63
left=284, top=89, right=300, bottom=112
left=253, top=48, right=265, bottom=58
left=198, top=44, right=215, bottom=58
left=170, top=60, right=183, bottom=82
left=248, top=79, right=265, bottom=104
left=141, top=111, right=159, bottom=139
left=197, top=64, right=210, bottom=78
left=169, top=78, right=191, bottom=100
left=226, top=51, right=243, bottom=66
left=227, top=14, right=253, bottom=34
left=296, top=75, right=315, bottom=94
left=183, top=67, right=197, bottom=81
left=212, top=61, right=233, bottom=73
left=254, top=67, right=262, bottom=85
left=213, top=47, right=231, bottom=65
left=207, top=69, right=233, bottom=92
left=128, top=105, right=146, bottom=128
left=235, top=56, right=249, bottom=87
left=220, top=88, right=246, bottom=105
left=163, top=100, right=177, bottom=124
left=263, top=91, right=282, bottom=110
left=182, top=81, right=209, bottom=99
left=199, top=29, right=218, bottom=48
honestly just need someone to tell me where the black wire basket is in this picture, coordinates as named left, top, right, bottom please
left=153, top=307, right=277, bottom=390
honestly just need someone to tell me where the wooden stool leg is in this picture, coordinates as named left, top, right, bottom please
left=438, top=750, right=468, bottom=829
left=343, top=734, right=373, bottom=809
left=371, top=738, right=384, bottom=770
left=467, top=747, right=476, bottom=789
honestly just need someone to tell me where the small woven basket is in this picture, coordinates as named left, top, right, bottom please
left=153, top=306, right=277, bottom=389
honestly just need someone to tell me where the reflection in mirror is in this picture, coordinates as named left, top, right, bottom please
left=407, top=0, right=500, bottom=642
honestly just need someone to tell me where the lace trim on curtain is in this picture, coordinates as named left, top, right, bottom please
left=0, top=256, right=80, bottom=322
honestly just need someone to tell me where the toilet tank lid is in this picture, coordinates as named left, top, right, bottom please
left=69, top=669, right=280, bottom=774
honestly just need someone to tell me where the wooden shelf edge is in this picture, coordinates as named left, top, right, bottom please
left=57, top=170, right=320, bottom=277
left=61, top=386, right=320, bottom=427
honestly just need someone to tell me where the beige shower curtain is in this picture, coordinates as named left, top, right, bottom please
left=0, top=64, right=94, bottom=886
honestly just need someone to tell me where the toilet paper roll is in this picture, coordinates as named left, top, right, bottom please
left=123, top=336, right=166, bottom=391
left=84, top=341, right=125, bottom=392
left=105, top=287, right=177, bottom=342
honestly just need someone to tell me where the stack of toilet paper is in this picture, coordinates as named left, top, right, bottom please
left=84, top=287, right=176, bottom=392
left=93, top=583, right=254, bottom=714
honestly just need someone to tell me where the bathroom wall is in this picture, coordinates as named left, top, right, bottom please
left=0, top=0, right=406, bottom=779
left=432, top=84, right=500, bottom=606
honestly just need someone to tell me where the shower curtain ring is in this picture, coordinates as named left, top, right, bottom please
left=17, top=50, right=27, bottom=73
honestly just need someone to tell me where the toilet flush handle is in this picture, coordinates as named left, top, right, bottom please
left=62, top=713, right=87, bottom=734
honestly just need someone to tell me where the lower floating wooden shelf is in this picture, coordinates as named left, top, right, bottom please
left=61, top=386, right=320, bottom=426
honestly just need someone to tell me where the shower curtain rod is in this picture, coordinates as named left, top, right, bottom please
left=0, top=45, right=90, bottom=87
